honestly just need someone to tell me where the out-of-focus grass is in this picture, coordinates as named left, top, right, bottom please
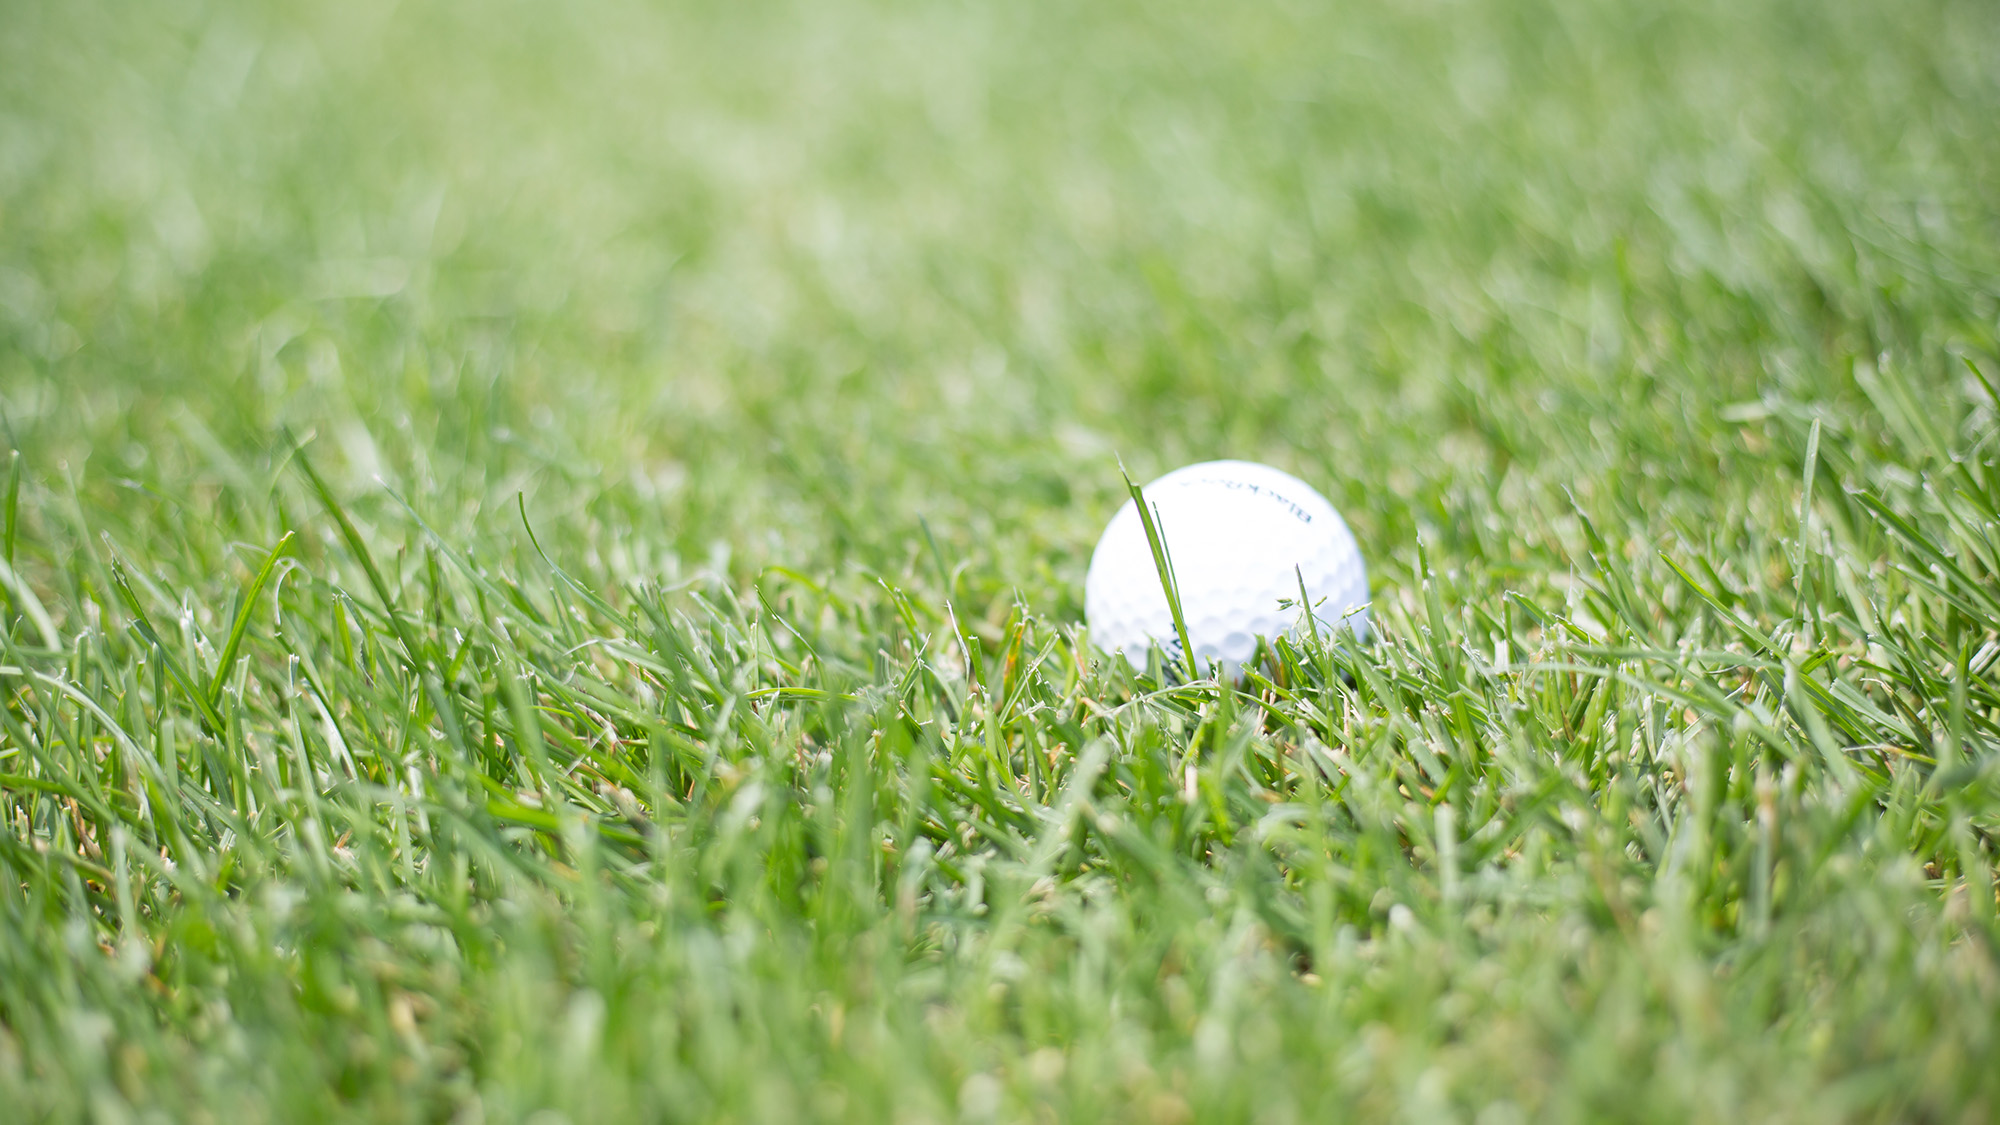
left=2, top=0, right=1998, bottom=1120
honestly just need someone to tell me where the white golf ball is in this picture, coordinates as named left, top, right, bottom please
left=1084, top=460, right=1369, bottom=674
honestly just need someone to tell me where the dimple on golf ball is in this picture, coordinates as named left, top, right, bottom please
left=1084, top=460, right=1369, bottom=674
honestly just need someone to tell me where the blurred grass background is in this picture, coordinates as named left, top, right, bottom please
left=11, top=0, right=1990, bottom=591
left=2, top=0, right=1999, bottom=1120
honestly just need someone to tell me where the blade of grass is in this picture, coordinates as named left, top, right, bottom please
left=3, top=449, right=18, bottom=569
left=107, top=558, right=228, bottom=736
left=206, top=531, right=295, bottom=712
left=1120, top=460, right=1198, bottom=682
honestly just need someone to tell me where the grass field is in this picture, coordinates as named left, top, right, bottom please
left=4, top=0, right=2000, bottom=1120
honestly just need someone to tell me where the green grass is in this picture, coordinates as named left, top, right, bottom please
left=3, top=0, right=1999, bottom=1119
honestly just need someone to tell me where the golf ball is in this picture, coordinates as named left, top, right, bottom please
left=1084, top=460, right=1368, bottom=674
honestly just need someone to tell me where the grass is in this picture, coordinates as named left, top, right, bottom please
left=2, top=0, right=1999, bottom=1119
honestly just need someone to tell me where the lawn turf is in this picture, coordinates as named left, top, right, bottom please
left=2, top=0, right=1999, bottom=1120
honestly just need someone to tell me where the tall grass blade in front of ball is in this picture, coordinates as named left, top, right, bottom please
left=1120, top=462, right=1199, bottom=682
